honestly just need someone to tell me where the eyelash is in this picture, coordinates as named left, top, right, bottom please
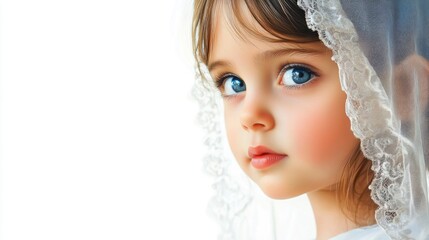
left=213, top=74, right=240, bottom=100
left=213, top=63, right=319, bottom=99
left=214, top=74, right=231, bottom=89
left=211, top=73, right=232, bottom=100
left=279, top=63, right=319, bottom=89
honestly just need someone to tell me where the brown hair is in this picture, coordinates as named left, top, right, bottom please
left=192, top=0, right=318, bottom=65
left=192, top=0, right=377, bottom=226
left=337, top=143, right=377, bottom=226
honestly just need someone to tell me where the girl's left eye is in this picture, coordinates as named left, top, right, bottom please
left=281, top=66, right=316, bottom=87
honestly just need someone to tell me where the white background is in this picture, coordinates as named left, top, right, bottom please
left=0, top=0, right=218, bottom=239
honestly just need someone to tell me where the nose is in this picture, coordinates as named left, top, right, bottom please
left=240, top=92, right=275, bottom=132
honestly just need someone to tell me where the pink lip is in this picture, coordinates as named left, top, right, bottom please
left=248, top=146, right=287, bottom=170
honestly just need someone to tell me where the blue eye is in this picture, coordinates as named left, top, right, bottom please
left=223, top=76, right=246, bottom=96
left=282, top=66, right=315, bottom=87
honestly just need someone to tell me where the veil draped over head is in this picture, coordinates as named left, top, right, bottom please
left=192, top=0, right=429, bottom=239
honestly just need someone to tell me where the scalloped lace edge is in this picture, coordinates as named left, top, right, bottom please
left=297, top=0, right=410, bottom=239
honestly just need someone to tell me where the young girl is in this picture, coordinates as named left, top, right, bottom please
left=191, top=1, right=429, bottom=239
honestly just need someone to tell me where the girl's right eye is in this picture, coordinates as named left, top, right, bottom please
left=220, top=76, right=246, bottom=96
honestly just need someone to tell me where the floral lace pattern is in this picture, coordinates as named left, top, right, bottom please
left=192, top=68, right=252, bottom=240
left=296, top=0, right=411, bottom=239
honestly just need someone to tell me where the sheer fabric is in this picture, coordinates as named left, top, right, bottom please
left=192, top=0, right=429, bottom=239
left=297, top=0, right=429, bottom=239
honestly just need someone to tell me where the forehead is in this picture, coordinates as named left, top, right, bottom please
left=209, top=4, right=271, bottom=64
left=209, top=11, right=328, bottom=68
left=207, top=1, right=326, bottom=65
left=209, top=1, right=272, bottom=52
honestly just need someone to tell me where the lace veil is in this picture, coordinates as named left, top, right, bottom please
left=192, top=0, right=429, bottom=239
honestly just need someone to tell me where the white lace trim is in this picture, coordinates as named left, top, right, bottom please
left=192, top=68, right=252, bottom=240
left=297, top=0, right=411, bottom=239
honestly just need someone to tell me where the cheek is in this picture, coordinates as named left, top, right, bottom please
left=289, top=91, right=357, bottom=167
left=224, top=107, right=244, bottom=163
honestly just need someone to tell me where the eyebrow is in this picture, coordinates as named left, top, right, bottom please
left=208, top=47, right=324, bottom=72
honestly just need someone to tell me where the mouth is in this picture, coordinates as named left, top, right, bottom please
left=248, top=146, right=287, bottom=170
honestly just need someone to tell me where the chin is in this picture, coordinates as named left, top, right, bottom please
left=262, top=189, right=304, bottom=199
left=257, top=179, right=304, bottom=199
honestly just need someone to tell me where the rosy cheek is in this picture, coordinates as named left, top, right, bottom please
left=290, top=92, right=356, bottom=166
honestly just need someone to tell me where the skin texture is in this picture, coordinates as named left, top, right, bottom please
left=207, top=4, right=363, bottom=239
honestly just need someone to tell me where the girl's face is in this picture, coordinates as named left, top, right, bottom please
left=207, top=9, right=360, bottom=199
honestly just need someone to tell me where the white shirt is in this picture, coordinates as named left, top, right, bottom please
left=329, top=224, right=391, bottom=240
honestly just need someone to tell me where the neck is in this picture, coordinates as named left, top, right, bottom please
left=307, top=189, right=359, bottom=240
